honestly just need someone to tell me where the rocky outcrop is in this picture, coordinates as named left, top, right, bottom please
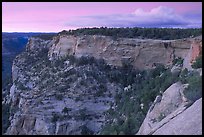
left=6, top=37, right=120, bottom=135
left=190, top=36, right=202, bottom=63
left=183, top=35, right=202, bottom=70
left=153, top=98, right=202, bottom=135
left=5, top=33, right=202, bottom=135
left=137, top=82, right=202, bottom=135
left=171, top=65, right=182, bottom=76
left=48, top=34, right=200, bottom=70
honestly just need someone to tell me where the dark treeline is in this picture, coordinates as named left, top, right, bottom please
left=59, top=27, right=202, bottom=40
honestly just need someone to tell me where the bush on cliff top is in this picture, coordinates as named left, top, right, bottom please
left=191, top=55, right=202, bottom=69
left=59, top=27, right=202, bottom=40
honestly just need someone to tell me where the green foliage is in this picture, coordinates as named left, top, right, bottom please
left=17, top=82, right=29, bottom=90
left=160, top=70, right=179, bottom=92
left=60, top=27, right=202, bottom=40
left=2, top=75, right=12, bottom=92
left=101, top=124, right=118, bottom=135
left=80, top=79, right=87, bottom=86
left=96, top=58, right=111, bottom=71
left=32, top=33, right=56, bottom=40
left=101, top=65, right=180, bottom=135
left=51, top=113, right=60, bottom=123
left=81, top=125, right=94, bottom=135
left=53, top=59, right=64, bottom=68
left=55, top=94, right=63, bottom=100
left=67, top=55, right=76, bottom=65
left=107, top=69, right=122, bottom=83
left=10, top=106, right=19, bottom=116
left=57, top=85, right=69, bottom=92
left=75, top=56, right=95, bottom=66
left=64, top=68, right=77, bottom=77
left=2, top=104, right=11, bottom=134
left=179, top=68, right=189, bottom=83
left=150, top=64, right=166, bottom=78
left=95, top=84, right=107, bottom=97
left=172, top=57, right=184, bottom=66
left=62, top=107, right=71, bottom=115
left=77, top=108, right=87, bottom=121
left=184, top=74, right=202, bottom=102
left=157, top=113, right=166, bottom=122
left=191, top=55, right=202, bottom=69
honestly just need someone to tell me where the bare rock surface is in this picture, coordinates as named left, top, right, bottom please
left=48, top=35, right=198, bottom=70
left=153, top=98, right=202, bottom=135
left=137, top=82, right=202, bottom=135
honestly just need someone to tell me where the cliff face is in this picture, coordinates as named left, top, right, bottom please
left=190, top=37, right=202, bottom=63
left=182, top=36, right=202, bottom=70
left=6, top=36, right=120, bottom=135
left=153, top=98, right=202, bottom=135
left=5, top=34, right=202, bottom=135
left=48, top=34, right=200, bottom=70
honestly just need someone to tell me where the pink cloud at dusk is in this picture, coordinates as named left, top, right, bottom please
left=66, top=6, right=199, bottom=28
left=2, top=2, right=202, bottom=32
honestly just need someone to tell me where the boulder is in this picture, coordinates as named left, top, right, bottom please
left=171, top=65, right=182, bottom=76
left=153, top=98, right=202, bottom=135
left=137, top=82, right=202, bottom=135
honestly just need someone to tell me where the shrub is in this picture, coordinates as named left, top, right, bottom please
left=51, top=113, right=60, bottom=123
left=75, top=56, right=95, bottom=66
left=96, top=58, right=111, bottom=71
left=107, top=69, right=121, bottom=83
left=157, top=113, right=166, bottom=122
left=67, top=55, right=76, bottom=65
left=172, top=57, right=184, bottom=66
left=99, top=84, right=107, bottom=92
left=17, top=82, right=29, bottom=90
left=2, top=104, right=11, bottom=133
left=179, top=68, right=189, bottom=83
left=101, top=124, right=118, bottom=135
left=55, top=94, right=63, bottom=100
left=64, top=68, right=76, bottom=77
left=184, top=75, right=202, bottom=102
left=95, top=84, right=107, bottom=97
left=58, top=85, right=67, bottom=92
left=150, top=64, right=166, bottom=78
left=81, top=125, right=94, bottom=135
left=80, top=79, right=87, bottom=86
left=62, top=107, right=71, bottom=115
left=62, top=27, right=202, bottom=40
left=75, top=96, right=82, bottom=102
left=191, top=55, right=202, bottom=69
left=78, top=108, right=87, bottom=121
left=101, top=65, right=181, bottom=135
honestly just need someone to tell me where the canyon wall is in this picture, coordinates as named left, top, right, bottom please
left=48, top=34, right=201, bottom=70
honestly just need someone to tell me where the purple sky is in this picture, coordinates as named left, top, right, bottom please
left=2, top=2, right=202, bottom=32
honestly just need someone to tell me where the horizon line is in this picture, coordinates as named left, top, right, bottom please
left=2, top=32, right=58, bottom=33
left=2, top=26, right=202, bottom=33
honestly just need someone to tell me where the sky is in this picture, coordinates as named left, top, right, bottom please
left=2, top=2, right=202, bottom=32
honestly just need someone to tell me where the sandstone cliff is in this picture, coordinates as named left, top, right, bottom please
left=183, top=35, right=202, bottom=70
left=6, top=36, right=119, bottom=135
left=5, top=33, right=202, bottom=135
left=47, top=34, right=201, bottom=70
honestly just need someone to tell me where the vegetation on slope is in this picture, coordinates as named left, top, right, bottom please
left=191, top=55, right=202, bottom=69
left=100, top=64, right=180, bottom=135
left=2, top=103, right=11, bottom=133
left=180, top=68, right=202, bottom=102
left=59, top=27, right=202, bottom=40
